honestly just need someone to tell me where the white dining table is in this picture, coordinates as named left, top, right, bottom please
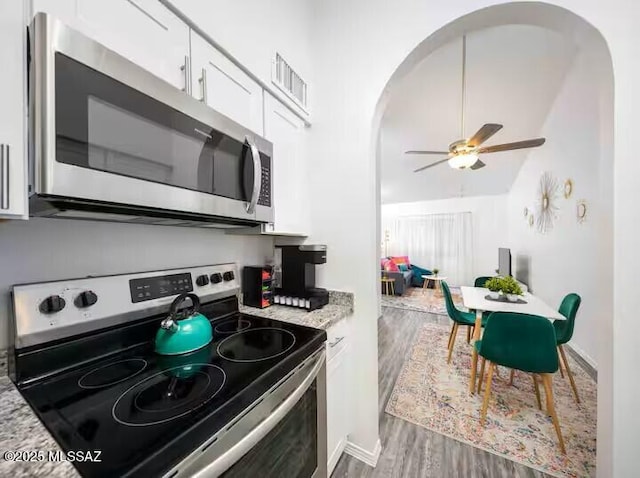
left=460, top=286, right=565, bottom=393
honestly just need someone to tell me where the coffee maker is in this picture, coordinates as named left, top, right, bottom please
left=273, top=245, right=329, bottom=311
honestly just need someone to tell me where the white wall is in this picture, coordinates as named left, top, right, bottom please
left=382, top=195, right=509, bottom=282
left=308, top=1, right=632, bottom=475
left=0, top=219, right=274, bottom=349
left=166, top=0, right=314, bottom=114
left=507, top=47, right=612, bottom=369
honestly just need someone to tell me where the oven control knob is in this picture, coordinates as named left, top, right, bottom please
left=39, top=295, right=66, bottom=314
left=223, top=271, right=235, bottom=281
left=210, top=273, right=222, bottom=284
left=74, top=290, right=98, bottom=308
left=196, top=274, right=210, bottom=287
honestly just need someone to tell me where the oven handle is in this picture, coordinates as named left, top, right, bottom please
left=192, top=350, right=326, bottom=478
left=245, top=136, right=261, bottom=215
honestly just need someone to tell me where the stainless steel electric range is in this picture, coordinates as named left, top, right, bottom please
left=8, top=264, right=327, bottom=478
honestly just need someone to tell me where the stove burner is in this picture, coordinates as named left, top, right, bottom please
left=112, top=364, right=226, bottom=427
left=217, top=327, right=296, bottom=363
left=214, top=318, right=251, bottom=334
left=78, top=359, right=148, bottom=389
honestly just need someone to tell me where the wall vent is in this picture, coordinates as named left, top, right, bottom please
left=273, top=53, right=308, bottom=110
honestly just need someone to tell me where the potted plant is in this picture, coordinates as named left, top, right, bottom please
left=433, top=268, right=439, bottom=277
left=484, top=277, right=502, bottom=299
left=500, top=276, right=523, bottom=302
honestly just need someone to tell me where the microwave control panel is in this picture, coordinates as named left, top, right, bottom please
left=129, top=273, right=193, bottom=303
left=257, top=153, right=271, bottom=207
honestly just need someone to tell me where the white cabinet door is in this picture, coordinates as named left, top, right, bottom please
left=190, top=32, right=263, bottom=135
left=0, top=0, right=28, bottom=219
left=327, top=344, right=349, bottom=474
left=32, top=0, right=190, bottom=90
left=263, top=93, right=309, bottom=235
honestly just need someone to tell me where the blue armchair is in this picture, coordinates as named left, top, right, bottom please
left=411, top=264, right=433, bottom=287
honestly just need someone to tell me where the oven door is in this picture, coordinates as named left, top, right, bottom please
left=30, top=13, right=273, bottom=223
left=168, top=349, right=327, bottom=478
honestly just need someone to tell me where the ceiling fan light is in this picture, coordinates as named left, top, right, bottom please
left=449, top=152, right=478, bottom=169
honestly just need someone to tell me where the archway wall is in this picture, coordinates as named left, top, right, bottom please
left=308, top=1, right=635, bottom=476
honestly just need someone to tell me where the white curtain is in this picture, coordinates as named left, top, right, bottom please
left=388, top=212, right=473, bottom=286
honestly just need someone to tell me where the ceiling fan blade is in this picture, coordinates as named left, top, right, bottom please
left=467, top=124, right=503, bottom=147
left=478, top=138, right=546, bottom=154
left=405, top=150, right=449, bottom=155
left=470, top=159, right=486, bottom=170
left=413, top=158, right=449, bottom=172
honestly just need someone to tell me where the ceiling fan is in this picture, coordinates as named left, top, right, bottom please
left=406, top=35, right=546, bottom=172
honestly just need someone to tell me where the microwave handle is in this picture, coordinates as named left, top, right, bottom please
left=245, top=137, right=261, bottom=214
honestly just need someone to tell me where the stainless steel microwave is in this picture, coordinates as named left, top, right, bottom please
left=28, top=13, right=273, bottom=228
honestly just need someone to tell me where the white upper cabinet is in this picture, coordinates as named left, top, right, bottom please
left=31, top=0, right=190, bottom=90
left=190, top=32, right=264, bottom=135
left=263, top=93, right=309, bottom=235
left=0, top=0, right=28, bottom=219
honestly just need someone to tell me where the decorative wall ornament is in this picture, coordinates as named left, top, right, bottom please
left=536, top=171, right=559, bottom=233
left=528, top=214, right=535, bottom=227
left=563, top=179, right=574, bottom=199
left=577, top=200, right=587, bottom=224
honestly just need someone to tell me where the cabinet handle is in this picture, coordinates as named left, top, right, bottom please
left=180, top=55, right=191, bottom=95
left=198, top=68, right=208, bottom=103
left=1, top=144, right=9, bottom=210
left=329, top=336, right=344, bottom=348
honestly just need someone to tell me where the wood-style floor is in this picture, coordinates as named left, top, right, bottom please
left=331, top=306, right=553, bottom=478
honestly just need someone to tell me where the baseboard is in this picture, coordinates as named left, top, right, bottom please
left=344, top=438, right=382, bottom=468
left=566, top=341, right=597, bottom=371
left=328, top=437, right=347, bottom=475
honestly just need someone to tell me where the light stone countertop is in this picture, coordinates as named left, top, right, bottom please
left=0, top=290, right=353, bottom=477
left=239, top=290, right=353, bottom=330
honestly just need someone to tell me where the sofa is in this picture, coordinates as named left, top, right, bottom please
left=380, top=257, right=433, bottom=295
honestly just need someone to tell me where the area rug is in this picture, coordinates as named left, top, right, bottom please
left=385, top=322, right=596, bottom=478
left=381, top=286, right=465, bottom=315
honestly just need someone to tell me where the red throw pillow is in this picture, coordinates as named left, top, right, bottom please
left=383, top=259, right=399, bottom=272
left=390, top=256, right=410, bottom=268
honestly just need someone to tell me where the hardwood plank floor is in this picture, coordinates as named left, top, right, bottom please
left=331, top=306, right=551, bottom=478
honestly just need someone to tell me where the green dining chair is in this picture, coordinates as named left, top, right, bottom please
left=474, top=276, right=494, bottom=288
left=554, top=293, right=582, bottom=403
left=441, top=281, right=487, bottom=364
left=475, top=312, right=566, bottom=454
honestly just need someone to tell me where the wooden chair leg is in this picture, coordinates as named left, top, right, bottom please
left=447, top=323, right=455, bottom=350
left=532, top=374, right=542, bottom=410
left=466, top=326, right=471, bottom=344
left=480, top=361, right=495, bottom=426
left=477, top=357, right=486, bottom=394
left=557, top=347, right=565, bottom=378
left=447, top=323, right=459, bottom=364
left=558, top=345, right=580, bottom=403
left=469, top=347, right=479, bottom=394
left=509, top=368, right=515, bottom=386
left=541, top=373, right=566, bottom=454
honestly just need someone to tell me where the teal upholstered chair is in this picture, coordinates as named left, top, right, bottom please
left=475, top=312, right=566, bottom=454
left=474, top=276, right=494, bottom=288
left=411, top=264, right=433, bottom=287
left=554, top=293, right=582, bottom=403
left=441, top=281, right=487, bottom=363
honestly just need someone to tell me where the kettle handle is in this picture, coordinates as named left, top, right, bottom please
left=168, top=293, right=201, bottom=320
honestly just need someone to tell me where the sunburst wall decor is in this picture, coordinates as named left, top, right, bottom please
left=536, top=172, right=559, bottom=233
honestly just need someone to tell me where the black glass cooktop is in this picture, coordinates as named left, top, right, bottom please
left=14, top=298, right=325, bottom=478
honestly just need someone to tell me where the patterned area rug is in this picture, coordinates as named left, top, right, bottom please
left=381, top=287, right=465, bottom=315
left=385, top=322, right=596, bottom=478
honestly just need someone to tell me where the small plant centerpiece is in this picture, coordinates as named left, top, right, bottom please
left=484, top=277, right=502, bottom=299
left=500, top=276, right=523, bottom=302
left=433, top=268, right=439, bottom=277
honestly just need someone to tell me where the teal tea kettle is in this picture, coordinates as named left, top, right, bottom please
left=155, top=293, right=213, bottom=355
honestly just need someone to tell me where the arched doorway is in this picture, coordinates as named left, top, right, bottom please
left=372, top=2, right=613, bottom=474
